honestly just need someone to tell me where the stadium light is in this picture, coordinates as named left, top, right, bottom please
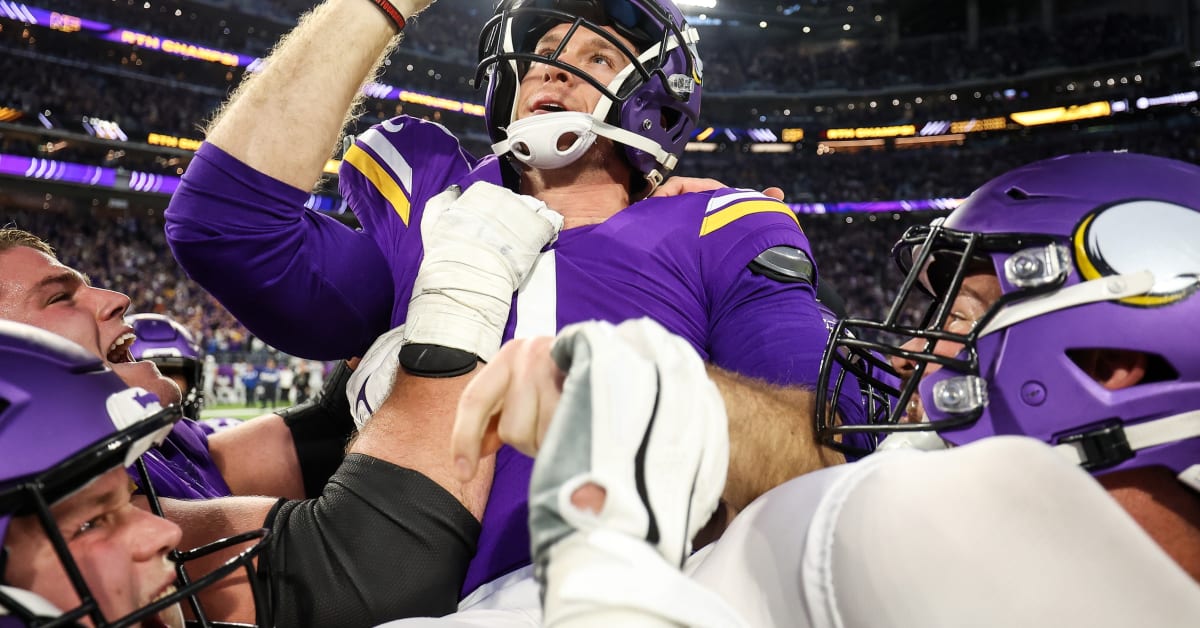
left=676, top=0, right=717, bottom=8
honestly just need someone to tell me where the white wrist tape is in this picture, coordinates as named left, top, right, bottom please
left=405, top=181, right=563, bottom=361
left=346, top=325, right=406, bottom=430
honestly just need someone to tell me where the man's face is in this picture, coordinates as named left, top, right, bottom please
left=3, top=467, right=185, bottom=627
left=0, top=247, right=181, bottom=404
left=893, top=271, right=1003, bottom=422
left=517, top=22, right=636, bottom=121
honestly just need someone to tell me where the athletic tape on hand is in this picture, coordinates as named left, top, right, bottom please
left=405, top=182, right=563, bottom=361
left=346, top=325, right=406, bottom=430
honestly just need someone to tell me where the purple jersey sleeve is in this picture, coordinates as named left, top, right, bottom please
left=132, top=418, right=231, bottom=499
left=164, top=143, right=394, bottom=359
left=337, top=117, right=481, bottom=327
left=696, top=190, right=826, bottom=387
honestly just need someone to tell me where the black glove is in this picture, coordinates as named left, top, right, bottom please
left=277, top=360, right=357, bottom=498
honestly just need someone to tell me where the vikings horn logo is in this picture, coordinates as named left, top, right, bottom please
left=1073, top=199, right=1200, bottom=307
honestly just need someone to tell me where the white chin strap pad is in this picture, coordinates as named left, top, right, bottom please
left=493, top=112, right=599, bottom=170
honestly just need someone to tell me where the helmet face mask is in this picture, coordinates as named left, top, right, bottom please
left=0, top=321, right=268, bottom=627
left=477, top=0, right=702, bottom=188
left=816, top=153, right=1200, bottom=482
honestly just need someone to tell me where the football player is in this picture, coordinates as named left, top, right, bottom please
left=0, top=227, right=483, bottom=625
left=0, top=320, right=267, bottom=627
left=127, top=313, right=207, bottom=420
left=687, top=151, right=1200, bottom=626
left=451, top=152, right=1200, bottom=627
left=166, top=0, right=852, bottom=622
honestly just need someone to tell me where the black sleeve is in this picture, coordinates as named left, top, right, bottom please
left=277, top=360, right=357, bottom=498
left=257, top=454, right=480, bottom=628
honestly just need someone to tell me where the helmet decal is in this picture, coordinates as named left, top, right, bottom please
left=815, top=152, right=1200, bottom=482
left=1072, top=199, right=1200, bottom=307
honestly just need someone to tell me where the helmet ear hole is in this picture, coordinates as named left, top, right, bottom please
left=1066, top=349, right=1179, bottom=387
left=662, top=108, right=683, bottom=142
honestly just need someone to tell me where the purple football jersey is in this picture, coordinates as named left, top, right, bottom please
left=131, top=418, right=232, bottom=499
left=166, top=116, right=831, bottom=597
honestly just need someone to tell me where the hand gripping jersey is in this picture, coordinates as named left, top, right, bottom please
left=166, top=116, right=837, bottom=597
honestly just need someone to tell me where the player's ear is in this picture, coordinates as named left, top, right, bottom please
left=1071, top=349, right=1148, bottom=391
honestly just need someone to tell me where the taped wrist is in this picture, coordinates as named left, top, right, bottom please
left=257, top=455, right=480, bottom=628
left=406, top=182, right=563, bottom=362
left=278, top=360, right=356, bottom=498
left=399, top=343, right=479, bottom=378
left=366, top=0, right=407, bottom=31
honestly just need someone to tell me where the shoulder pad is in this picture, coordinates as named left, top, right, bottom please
left=748, top=246, right=815, bottom=285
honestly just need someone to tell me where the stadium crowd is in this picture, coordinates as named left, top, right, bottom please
left=0, top=0, right=1197, bottom=359
left=0, top=208, right=254, bottom=359
left=0, top=197, right=933, bottom=386
left=0, top=0, right=1197, bottom=627
left=703, top=12, right=1179, bottom=93
left=26, top=0, right=1182, bottom=92
left=1, top=0, right=1187, bottom=110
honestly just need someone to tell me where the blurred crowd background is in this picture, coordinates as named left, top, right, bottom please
left=2, top=0, right=1197, bottom=409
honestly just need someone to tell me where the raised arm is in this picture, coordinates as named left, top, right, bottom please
left=165, top=0, right=437, bottom=358
left=205, top=0, right=409, bottom=187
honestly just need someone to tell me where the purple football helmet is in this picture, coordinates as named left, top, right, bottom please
left=128, top=313, right=205, bottom=419
left=816, top=152, right=1200, bottom=484
left=0, top=320, right=267, bottom=626
left=477, top=0, right=702, bottom=191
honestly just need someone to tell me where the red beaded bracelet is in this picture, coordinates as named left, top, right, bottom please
left=368, top=0, right=407, bottom=31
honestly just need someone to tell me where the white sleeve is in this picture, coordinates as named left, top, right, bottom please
left=688, top=436, right=1200, bottom=628
left=815, top=436, right=1200, bottom=628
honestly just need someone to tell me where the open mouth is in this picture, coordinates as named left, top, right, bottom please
left=531, top=98, right=568, bottom=114
left=107, top=331, right=136, bottom=364
left=141, top=584, right=184, bottom=628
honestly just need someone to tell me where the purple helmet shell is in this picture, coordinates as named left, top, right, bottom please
left=817, top=152, right=1200, bottom=481
left=0, top=320, right=178, bottom=623
left=0, top=320, right=269, bottom=626
left=127, top=313, right=205, bottom=419
left=477, top=0, right=702, bottom=186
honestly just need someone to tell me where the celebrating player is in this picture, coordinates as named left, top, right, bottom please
left=165, top=0, right=856, bottom=622
left=0, top=320, right=268, bottom=627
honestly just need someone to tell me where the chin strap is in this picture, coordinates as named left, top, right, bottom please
left=875, top=429, right=951, bottom=453
left=491, top=112, right=600, bottom=170
left=1052, top=409, right=1200, bottom=478
left=493, top=112, right=676, bottom=175
left=493, top=33, right=684, bottom=181
left=0, top=585, right=63, bottom=619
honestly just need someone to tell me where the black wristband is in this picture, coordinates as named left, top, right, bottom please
left=368, top=0, right=407, bottom=31
left=399, top=343, right=479, bottom=378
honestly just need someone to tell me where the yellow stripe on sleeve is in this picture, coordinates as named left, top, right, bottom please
left=343, top=144, right=411, bottom=226
left=700, top=200, right=799, bottom=236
